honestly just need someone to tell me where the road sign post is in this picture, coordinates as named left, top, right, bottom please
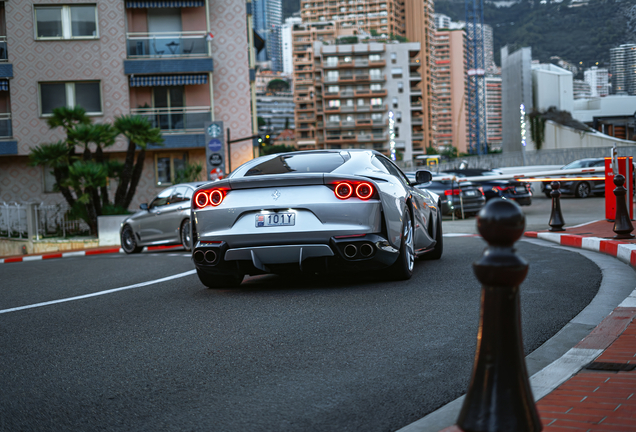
left=204, top=121, right=226, bottom=182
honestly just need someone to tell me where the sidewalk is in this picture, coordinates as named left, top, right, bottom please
left=440, top=220, right=636, bottom=432
left=0, top=244, right=185, bottom=263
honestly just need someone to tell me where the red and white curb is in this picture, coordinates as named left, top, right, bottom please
left=0, top=245, right=185, bottom=264
left=524, top=231, right=636, bottom=268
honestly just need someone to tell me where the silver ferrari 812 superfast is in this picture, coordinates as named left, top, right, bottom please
left=191, top=150, right=443, bottom=288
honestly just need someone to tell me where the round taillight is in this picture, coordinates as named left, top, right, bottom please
left=210, top=189, right=224, bottom=206
left=356, top=182, right=373, bottom=200
left=335, top=182, right=353, bottom=199
left=194, top=191, right=209, bottom=208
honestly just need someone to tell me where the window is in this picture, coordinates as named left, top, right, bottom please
left=370, top=83, right=382, bottom=91
left=244, top=152, right=347, bottom=176
left=35, top=5, right=98, bottom=39
left=155, top=153, right=187, bottom=186
left=329, top=115, right=340, bottom=122
left=390, top=52, right=397, bottom=63
left=369, top=68, right=381, bottom=78
left=327, top=70, right=339, bottom=81
left=326, top=56, right=338, bottom=66
left=392, top=97, right=398, bottom=108
left=391, top=67, right=403, bottom=78
left=328, top=99, right=340, bottom=108
left=344, top=99, right=354, bottom=106
left=398, top=82, right=404, bottom=93
left=369, top=54, right=381, bottom=62
left=370, top=97, right=382, bottom=106
left=394, top=127, right=399, bottom=138
left=40, top=81, right=101, bottom=115
left=150, top=187, right=174, bottom=209
left=328, top=85, right=339, bottom=93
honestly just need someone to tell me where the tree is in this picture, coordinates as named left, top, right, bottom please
left=29, top=108, right=163, bottom=235
left=113, top=115, right=164, bottom=210
left=267, top=79, right=290, bottom=93
left=174, top=162, right=203, bottom=184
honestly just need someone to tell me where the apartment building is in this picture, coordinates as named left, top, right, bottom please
left=610, top=44, right=636, bottom=95
left=432, top=29, right=466, bottom=153
left=485, top=75, right=502, bottom=150
left=0, top=0, right=253, bottom=208
left=584, top=66, right=609, bottom=98
left=256, top=91, right=295, bottom=134
left=293, top=0, right=435, bottom=162
left=300, top=0, right=405, bottom=37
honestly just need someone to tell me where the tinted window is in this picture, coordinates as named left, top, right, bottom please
left=150, top=188, right=173, bottom=209
left=375, top=155, right=409, bottom=185
left=244, top=153, right=346, bottom=176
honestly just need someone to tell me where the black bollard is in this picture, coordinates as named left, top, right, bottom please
left=612, top=174, right=635, bottom=239
left=457, top=199, right=542, bottom=432
left=548, top=181, right=565, bottom=232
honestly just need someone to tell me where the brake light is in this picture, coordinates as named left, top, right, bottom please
left=477, top=187, right=484, bottom=195
left=493, top=186, right=511, bottom=192
left=335, top=183, right=353, bottom=199
left=333, top=181, right=375, bottom=200
left=355, top=182, right=374, bottom=200
left=444, top=189, right=461, bottom=196
left=194, top=189, right=226, bottom=209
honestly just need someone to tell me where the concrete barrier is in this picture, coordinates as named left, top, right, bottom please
left=98, top=215, right=128, bottom=247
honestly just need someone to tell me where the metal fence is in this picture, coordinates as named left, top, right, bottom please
left=0, top=202, right=90, bottom=240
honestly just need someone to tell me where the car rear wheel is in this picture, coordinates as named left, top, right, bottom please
left=387, top=208, right=414, bottom=280
left=424, top=207, right=443, bottom=260
left=180, top=219, right=192, bottom=251
left=121, top=225, right=142, bottom=254
left=575, top=182, right=591, bottom=198
left=196, top=269, right=244, bottom=289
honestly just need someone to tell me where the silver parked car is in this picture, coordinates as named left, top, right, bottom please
left=120, top=182, right=207, bottom=254
left=190, top=150, right=443, bottom=288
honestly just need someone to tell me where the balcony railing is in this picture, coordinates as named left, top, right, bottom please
left=0, top=37, right=7, bottom=62
left=0, top=113, right=12, bottom=137
left=126, top=32, right=208, bottom=58
left=131, top=106, right=211, bottom=132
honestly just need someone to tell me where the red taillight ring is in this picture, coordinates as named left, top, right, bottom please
left=355, top=182, right=373, bottom=200
left=210, top=190, right=224, bottom=206
left=335, top=182, right=353, bottom=199
left=194, top=191, right=209, bottom=208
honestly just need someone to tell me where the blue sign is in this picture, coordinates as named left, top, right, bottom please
left=208, top=139, right=222, bottom=152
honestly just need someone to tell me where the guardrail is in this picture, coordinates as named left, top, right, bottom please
left=0, top=202, right=89, bottom=240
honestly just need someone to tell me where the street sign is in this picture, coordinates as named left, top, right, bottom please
left=204, top=121, right=225, bottom=181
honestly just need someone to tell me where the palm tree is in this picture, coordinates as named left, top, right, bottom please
left=66, top=160, right=109, bottom=234
left=29, top=141, right=76, bottom=207
left=113, top=115, right=164, bottom=209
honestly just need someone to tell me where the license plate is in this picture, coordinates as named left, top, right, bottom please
left=516, top=186, right=527, bottom=193
left=464, top=190, right=477, bottom=196
left=255, top=212, right=295, bottom=227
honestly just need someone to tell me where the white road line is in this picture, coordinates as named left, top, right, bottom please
left=0, top=270, right=196, bottom=315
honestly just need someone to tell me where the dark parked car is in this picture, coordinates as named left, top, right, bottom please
left=541, top=158, right=605, bottom=198
left=407, top=173, right=486, bottom=218
left=442, top=169, right=533, bottom=206
left=120, top=182, right=207, bottom=254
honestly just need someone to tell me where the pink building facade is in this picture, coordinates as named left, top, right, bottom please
left=0, top=0, right=254, bottom=209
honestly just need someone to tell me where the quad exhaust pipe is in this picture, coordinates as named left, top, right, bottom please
left=193, top=248, right=219, bottom=265
left=360, top=243, right=374, bottom=258
left=343, top=244, right=357, bottom=259
left=342, top=242, right=375, bottom=259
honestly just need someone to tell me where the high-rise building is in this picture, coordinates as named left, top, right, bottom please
left=433, top=13, right=451, bottom=30
left=432, top=29, right=467, bottom=153
left=293, top=0, right=435, bottom=161
left=0, top=1, right=254, bottom=207
left=253, top=0, right=283, bottom=71
left=281, top=16, right=302, bottom=74
left=610, top=44, right=636, bottom=95
left=584, top=66, right=609, bottom=97
left=485, top=75, right=502, bottom=150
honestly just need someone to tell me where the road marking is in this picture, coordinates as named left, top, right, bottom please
left=0, top=270, right=196, bottom=315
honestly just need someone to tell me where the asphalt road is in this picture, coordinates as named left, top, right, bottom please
left=0, top=235, right=601, bottom=432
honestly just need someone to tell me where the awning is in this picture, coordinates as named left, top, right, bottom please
left=129, top=74, right=208, bottom=87
left=0, top=80, right=8, bottom=91
left=125, top=1, right=205, bottom=8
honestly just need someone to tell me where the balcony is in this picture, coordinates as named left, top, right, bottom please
left=369, top=74, right=385, bottom=83
left=368, top=59, right=386, bottom=67
left=412, top=132, right=424, bottom=140
left=370, top=89, right=387, bottom=97
left=370, top=104, right=387, bottom=112
left=131, top=106, right=211, bottom=132
left=126, top=32, right=208, bottom=58
left=0, top=113, right=12, bottom=138
left=412, top=117, right=423, bottom=125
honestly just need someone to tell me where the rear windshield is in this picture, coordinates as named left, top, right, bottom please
left=244, top=153, right=346, bottom=176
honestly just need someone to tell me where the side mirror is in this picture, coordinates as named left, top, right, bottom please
left=140, top=203, right=148, bottom=211
left=415, top=170, right=432, bottom=184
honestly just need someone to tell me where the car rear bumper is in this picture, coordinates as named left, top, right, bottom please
left=192, top=234, right=399, bottom=277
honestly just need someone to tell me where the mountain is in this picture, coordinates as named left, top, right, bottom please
left=434, top=0, right=636, bottom=75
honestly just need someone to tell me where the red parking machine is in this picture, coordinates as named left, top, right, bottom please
left=605, top=156, right=634, bottom=221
